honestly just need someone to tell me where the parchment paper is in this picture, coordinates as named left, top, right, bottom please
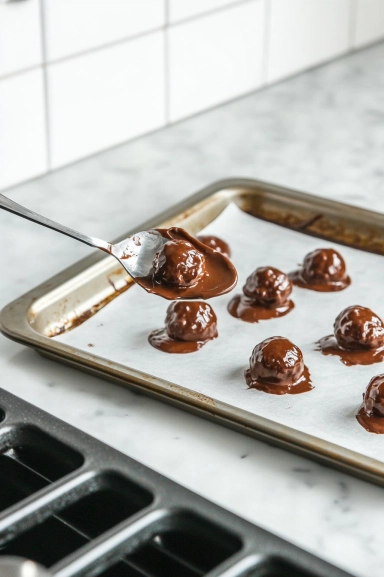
left=56, top=204, right=384, bottom=461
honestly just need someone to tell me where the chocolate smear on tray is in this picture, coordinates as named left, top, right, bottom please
left=317, top=305, right=384, bottom=366
left=136, top=228, right=237, bottom=300
left=149, top=301, right=218, bottom=354
left=289, top=248, right=351, bottom=292
left=228, top=267, right=294, bottom=323
left=356, top=375, right=384, bottom=434
left=245, top=336, right=313, bottom=395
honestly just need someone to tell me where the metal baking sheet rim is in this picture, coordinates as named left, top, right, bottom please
left=2, top=177, right=384, bottom=488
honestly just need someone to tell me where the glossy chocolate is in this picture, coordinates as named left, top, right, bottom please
left=137, top=228, right=237, bottom=300
left=153, top=240, right=205, bottom=287
left=318, top=306, right=384, bottom=366
left=289, top=248, right=351, bottom=292
left=356, top=375, right=384, bottom=433
left=335, top=306, right=384, bottom=350
left=228, top=267, right=294, bottom=323
left=244, top=336, right=313, bottom=394
left=197, top=235, right=231, bottom=258
left=149, top=301, right=218, bottom=353
left=243, top=267, right=292, bottom=305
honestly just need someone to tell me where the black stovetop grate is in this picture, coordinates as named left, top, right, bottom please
left=0, top=388, right=353, bottom=577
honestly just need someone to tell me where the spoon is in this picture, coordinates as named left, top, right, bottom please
left=0, top=193, right=238, bottom=299
left=0, top=192, right=166, bottom=279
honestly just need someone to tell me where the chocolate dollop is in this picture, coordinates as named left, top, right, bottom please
left=334, top=306, right=384, bottom=350
left=197, top=235, right=231, bottom=258
left=137, top=227, right=237, bottom=300
left=289, top=248, right=350, bottom=292
left=362, top=375, right=384, bottom=418
left=317, top=305, right=384, bottom=366
left=243, top=267, right=292, bottom=307
left=228, top=267, right=294, bottom=323
left=356, top=375, right=384, bottom=433
left=166, top=301, right=218, bottom=342
left=244, top=336, right=312, bottom=394
left=148, top=301, right=218, bottom=353
left=153, top=240, right=205, bottom=287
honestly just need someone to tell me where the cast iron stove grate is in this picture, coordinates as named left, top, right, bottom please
left=0, top=388, right=353, bottom=577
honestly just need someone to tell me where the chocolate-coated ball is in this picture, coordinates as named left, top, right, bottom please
left=165, top=301, right=218, bottom=342
left=248, top=336, right=304, bottom=386
left=153, top=240, right=205, bottom=287
left=334, top=305, right=384, bottom=350
left=243, top=267, right=292, bottom=307
left=363, top=375, right=384, bottom=417
left=302, top=248, right=347, bottom=284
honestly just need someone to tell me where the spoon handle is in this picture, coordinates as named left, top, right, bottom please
left=0, top=193, right=111, bottom=253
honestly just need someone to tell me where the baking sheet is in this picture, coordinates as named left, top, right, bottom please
left=56, top=203, right=384, bottom=461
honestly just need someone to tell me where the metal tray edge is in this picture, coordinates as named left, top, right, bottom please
left=2, top=177, right=384, bottom=488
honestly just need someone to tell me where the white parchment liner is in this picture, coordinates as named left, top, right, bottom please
left=56, top=204, right=384, bottom=461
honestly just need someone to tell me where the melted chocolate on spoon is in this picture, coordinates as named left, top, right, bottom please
left=136, top=228, right=237, bottom=300
left=197, top=235, right=231, bottom=258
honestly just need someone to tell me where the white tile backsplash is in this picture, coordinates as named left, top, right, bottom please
left=0, top=0, right=383, bottom=190
left=0, top=0, right=42, bottom=78
left=43, top=0, right=165, bottom=62
left=169, top=1, right=265, bottom=122
left=168, top=0, right=241, bottom=23
left=353, top=0, right=384, bottom=48
left=0, top=69, right=47, bottom=190
left=267, top=0, right=351, bottom=83
left=48, top=31, right=165, bottom=169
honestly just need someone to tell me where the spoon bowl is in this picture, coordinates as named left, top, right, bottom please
left=0, top=193, right=237, bottom=299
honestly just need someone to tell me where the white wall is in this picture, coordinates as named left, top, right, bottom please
left=1, top=0, right=383, bottom=191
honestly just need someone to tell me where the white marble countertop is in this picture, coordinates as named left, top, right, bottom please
left=1, top=41, right=384, bottom=577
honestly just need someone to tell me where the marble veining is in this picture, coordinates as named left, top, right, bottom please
left=1, top=41, right=384, bottom=577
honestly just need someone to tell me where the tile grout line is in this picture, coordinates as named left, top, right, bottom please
left=0, top=0, right=263, bottom=85
left=169, top=0, right=256, bottom=28
left=38, top=0, right=52, bottom=171
left=164, top=0, right=170, bottom=125
left=1, top=0, right=255, bottom=77
left=261, top=0, right=271, bottom=85
left=45, top=25, right=166, bottom=68
left=0, top=64, right=41, bottom=84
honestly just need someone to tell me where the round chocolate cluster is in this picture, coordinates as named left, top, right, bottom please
left=334, top=305, right=384, bottom=350
left=243, top=267, right=292, bottom=307
left=153, top=240, right=205, bottom=287
left=248, top=336, right=305, bottom=387
left=165, top=301, right=218, bottom=342
left=290, top=247, right=350, bottom=292
left=362, top=375, right=384, bottom=418
left=302, top=248, right=347, bottom=284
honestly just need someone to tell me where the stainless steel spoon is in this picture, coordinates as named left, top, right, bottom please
left=0, top=193, right=166, bottom=280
